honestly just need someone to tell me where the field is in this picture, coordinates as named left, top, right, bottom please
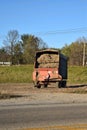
left=0, top=65, right=87, bottom=84
left=0, top=65, right=33, bottom=83
left=68, top=66, right=87, bottom=84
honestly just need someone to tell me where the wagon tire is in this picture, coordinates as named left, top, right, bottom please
left=37, top=84, right=41, bottom=88
left=58, top=81, right=62, bottom=88
left=58, top=81, right=66, bottom=88
left=62, top=81, right=66, bottom=88
left=44, top=84, right=48, bottom=88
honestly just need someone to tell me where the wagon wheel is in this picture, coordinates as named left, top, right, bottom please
left=58, top=81, right=62, bottom=88
left=36, top=81, right=41, bottom=88
left=44, top=83, right=48, bottom=88
left=62, top=81, right=66, bottom=88
left=37, top=84, right=41, bottom=88
left=58, top=81, right=66, bottom=88
left=33, top=81, right=41, bottom=88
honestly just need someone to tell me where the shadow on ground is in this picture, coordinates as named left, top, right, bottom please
left=0, top=93, right=24, bottom=99
left=67, top=84, right=87, bottom=88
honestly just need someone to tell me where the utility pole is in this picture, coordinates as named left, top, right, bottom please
left=83, top=42, right=86, bottom=67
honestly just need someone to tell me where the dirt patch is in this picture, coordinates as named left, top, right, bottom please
left=0, top=83, right=87, bottom=104
left=0, top=83, right=87, bottom=95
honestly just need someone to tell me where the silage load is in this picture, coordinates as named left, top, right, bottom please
left=39, top=63, right=59, bottom=68
left=37, top=54, right=59, bottom=68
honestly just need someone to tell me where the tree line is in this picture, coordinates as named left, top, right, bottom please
left=0, top=30, right=47, bottom=64
left=0, top=30, right=87, bottom=66
left=61, top=37, right=87, bottom=66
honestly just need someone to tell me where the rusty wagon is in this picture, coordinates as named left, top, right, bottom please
left=33, top=49, right=67, bottom=88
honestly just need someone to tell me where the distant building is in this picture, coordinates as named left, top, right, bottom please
left=0, top=62, right=11, bottom=66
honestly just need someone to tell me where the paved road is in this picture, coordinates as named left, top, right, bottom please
left=0, top=103, right=87, bottom=130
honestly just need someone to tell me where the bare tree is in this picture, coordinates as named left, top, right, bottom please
left=3, top=30, right=19, bottom=64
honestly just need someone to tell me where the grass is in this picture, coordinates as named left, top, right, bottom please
left=0, top=65, right=87, bottom=84
left=68, top=66, right=87, bottom=84
left=0, top=65, right=33, bottom=83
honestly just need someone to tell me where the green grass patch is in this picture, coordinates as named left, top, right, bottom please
left=0, top=65, right=33, bottom=83
left=68, top=66, right=87, bottom=84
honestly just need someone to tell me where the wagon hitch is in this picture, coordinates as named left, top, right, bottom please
left=44, top=73, right=50, bottom=87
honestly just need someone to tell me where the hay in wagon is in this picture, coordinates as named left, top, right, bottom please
left=37, top=54, right=59, bottom=68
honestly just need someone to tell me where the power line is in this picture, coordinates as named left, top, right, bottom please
left=33, top=27, right=87, bottom=36
left=0, top=27, right=87, bottom=38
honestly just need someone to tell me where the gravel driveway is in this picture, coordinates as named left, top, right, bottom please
left=0, top=83, right=87, bottom=106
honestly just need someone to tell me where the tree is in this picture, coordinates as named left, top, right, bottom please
left=69, top=42, right=83, bottom=65
left=61, top=37, right=87, bottom=66
left=21, top=34, right=48, bottom=64
left=0, top=48, right=10, bottom=62
left=13, top=42, right=23, bottom=64
left=61, top=44, right=71, bottom=58
left=3, top=30, right=20, bottom=64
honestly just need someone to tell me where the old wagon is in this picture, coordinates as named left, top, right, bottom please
left=33, top=49, right=67, bottom=88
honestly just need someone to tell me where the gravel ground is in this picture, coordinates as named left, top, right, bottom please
left=0, top=83, right=87, bottom=105
left=0, top=83, right=87, bottom=130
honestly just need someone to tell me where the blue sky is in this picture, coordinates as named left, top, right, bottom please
left=0, top=0, right=87, bottom=48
